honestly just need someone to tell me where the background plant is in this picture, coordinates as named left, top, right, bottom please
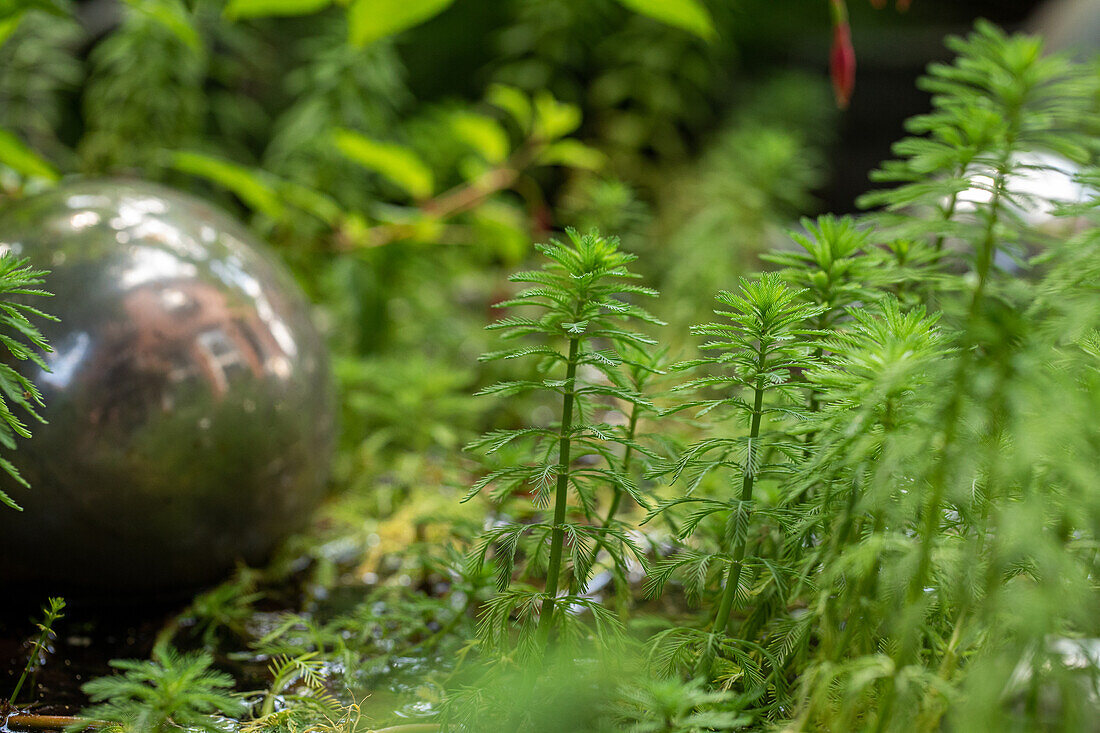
left=2, top=2, right=1098, bottom=733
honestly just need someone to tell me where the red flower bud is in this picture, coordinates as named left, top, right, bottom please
left=830, top=14, right=856, bottom=109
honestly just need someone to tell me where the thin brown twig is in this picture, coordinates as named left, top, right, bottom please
left=333, top=137, right=542, bottom=251
left=4, top=713, right=98, bottom=731
left=334, top=167, right=519, bottom=251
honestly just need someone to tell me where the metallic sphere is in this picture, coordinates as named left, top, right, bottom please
left=0, top=179, right=335, bottom=592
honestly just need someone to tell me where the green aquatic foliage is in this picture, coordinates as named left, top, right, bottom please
left=644, top=274, right=822, bottom=687
left=251, top=652, right=339, bottom=723
left=69, top=647, right=245, bottom=733
left=464, top=228, right=662, bottom=654
left=7, top=596, right=64, bottom=705
left=157, top=568, right=264, bottom=649
left=762, top=215, right=879, bottom=328
left=0, top=254, right=54, bottom=510
left=781, top=24, right=1100, bottom=733
left=79, top=0, right=207, bottom=173
left=860, top=20, right=1099, bottom=261
left=442, top=650, right=750, bottom=733
left=613, top=676, right=750, bottom=733
left=638, top=22, right=1100, bottom=731
left=33, top=16, right=1100, bottom=733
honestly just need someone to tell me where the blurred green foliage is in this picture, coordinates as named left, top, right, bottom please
left=8, top=0, right=845, bottom=489
left=16, top=4, right=1100, bottom=733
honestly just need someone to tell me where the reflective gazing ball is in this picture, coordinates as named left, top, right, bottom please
left=956, top=152, right=1092, bottom=232
left=0, top=179, right=335, bottom=592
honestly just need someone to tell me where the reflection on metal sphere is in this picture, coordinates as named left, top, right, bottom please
left=955, top=152, right=1092, bottom=231
left=950, top=152, right=1093, bottom=271
left=0, top=179, right=335, bottom=592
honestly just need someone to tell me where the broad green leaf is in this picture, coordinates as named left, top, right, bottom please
left=473, top=201, right=528, bottom=264
left=457, top=155, right=491, bottom=183
left=224, top=0, right=331, bottom=20
left=346, top=0, right=455, bottom=47
left=532, top=92, right=581, bottom=141
left=0, top=128, right=58, bottom=181
left=126, top=0, right=203, bottom=54
left=331, top=129, right=434, bottom=200
left=0, top=12, right=23, bottom=47
left=616, top=0, right=716, bottom=40
left=1, top=0, right=68, bottom=23
left=450, top=112, right=510, bottom=164
left=486, top=84, right=532, bottom=131
left=407, top=216, right=444, bottom=242
left=171, top=151, right=284, bottom=220
left=275, top=181, right=344, bottom=225
left=537, top=140, right=606, bottom=171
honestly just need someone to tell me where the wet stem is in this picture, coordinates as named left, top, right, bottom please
left=712, top=354, right=768, bottom=635
left=536, top=334, right=581, bottom=647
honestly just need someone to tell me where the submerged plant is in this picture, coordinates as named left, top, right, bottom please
left=464, top=228, right=661, bottom=654
left=613, top=676, right=751, bottom=733
left=69, top=647, right=245, bottom=733
left=784, top=22, right=1100, bottom=732
left=238, top=652, right=344, bottom=732
left=645, top=273, right=821, bottom=691
left=47, top=16, right=1100, bottom=733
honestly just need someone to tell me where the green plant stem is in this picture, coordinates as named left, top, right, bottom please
left=537, top=335, right=581, bottom=646
left=601, top=403, right=640, bottom=528
left=904, top=161, right=1006, bottom=619
left=712, top=371, right=766, bottom=634
left=874, top=147, right=1014, bottom=733
left=803, top=323, right=827, bottom=457
left=259, top=682, right=278, bottom=719
left=932, top=189, right=960, bottom=253
left=9, top=599, right=64, bottom=707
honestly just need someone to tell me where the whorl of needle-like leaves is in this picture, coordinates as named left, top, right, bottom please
left=810, top=298, right=947, bottom=418
left=69, top=646, right=244, bottom=733
left=784, top=298, right=948, bottom=550
left=644, top=274, right=822, bottom=683
left=762, top=215, right=879, bottom=327
left=653, top=273, right=824, bottom=496
left=464, top=228, right=662, bottom=654
left=859, top=21, right=1099, bottom=273
left=0, top=253, right=54, bottom=511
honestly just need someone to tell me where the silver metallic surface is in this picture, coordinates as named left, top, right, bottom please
left=0, top=179, right=335, bottom=591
